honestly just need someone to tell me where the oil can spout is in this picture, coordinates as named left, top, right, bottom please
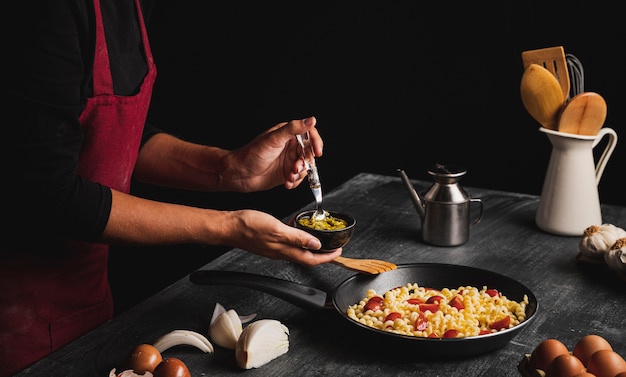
left=397, top=169, right=425, bottom=221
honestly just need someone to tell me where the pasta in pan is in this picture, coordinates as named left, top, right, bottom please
left=347, top=283, right=528, bottom=338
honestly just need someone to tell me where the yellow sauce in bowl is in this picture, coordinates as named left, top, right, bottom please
left=297, top=214, right=348, bottom=230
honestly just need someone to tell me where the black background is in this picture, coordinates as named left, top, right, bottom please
left=110, top=1, right=625, bottom=315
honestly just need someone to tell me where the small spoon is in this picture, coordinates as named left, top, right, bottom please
left=558, top=92, right=607, bottom=136
left=520, top=63, right=565, bottom=130
left=296, top=133, right=326, bottom=220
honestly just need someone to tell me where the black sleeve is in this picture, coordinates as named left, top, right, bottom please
left=142, top=122, right=164, bottom=146
left=0, top=0, right=148, bottom=245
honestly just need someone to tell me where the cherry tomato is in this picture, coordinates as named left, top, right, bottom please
left=406, top=298, right=423, bottom=305
left=426, top=295, right=443, bottom=304
left=449, top=295, right=465, bottom=311
left=418, top=303, right=440, bottom=313
left=478, top=329, right=491, bottom=335
left=364, top=296, right=383, bottom=312
left=428, top=333, right=438, bottom=338
left=485, top=289, right=501, bottom=297
left=121, top=344, right=163, bottom=374
left=443, top=329, right=459, bottom=338
left=415, top=312, right=428, bottom=331
left=490, top=315, right=511, bottom=330
left=153, top=357, right=191, bottom=377
left=384, top=312, right=402, bottom=322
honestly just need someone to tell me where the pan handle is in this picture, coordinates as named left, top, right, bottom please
left=189, top=270, right=330, bottom=311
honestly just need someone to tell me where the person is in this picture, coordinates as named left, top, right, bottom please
left=0, top=1, right=341, bottom=375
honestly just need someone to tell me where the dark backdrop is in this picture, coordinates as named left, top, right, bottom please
left=110, top=1, right=625, bottom=315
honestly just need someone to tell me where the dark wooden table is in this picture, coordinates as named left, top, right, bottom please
left=16, top=173, right=626, bottom=376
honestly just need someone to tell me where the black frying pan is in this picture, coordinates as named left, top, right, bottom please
left=189, top=263, right=538, bottom=357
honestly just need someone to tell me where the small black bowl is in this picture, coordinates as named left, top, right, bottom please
left=294, top=210, right=356, bottom=252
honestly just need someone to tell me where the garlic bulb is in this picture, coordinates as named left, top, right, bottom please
left=235, top=319, right=289, bottom=369
left=578, top=224, right=626, bottom=259
left=604, top=238, right=626, bottom=273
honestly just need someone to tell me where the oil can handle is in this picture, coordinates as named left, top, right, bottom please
left=470, top=198, right=483, bottom=228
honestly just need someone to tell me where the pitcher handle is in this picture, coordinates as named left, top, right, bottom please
left=469, top=198, right=484, bottom=228
left=592, top=127, right=618, bottom=185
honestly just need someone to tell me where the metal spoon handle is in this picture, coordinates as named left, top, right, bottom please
left=296, top=132, right=325, bottom=219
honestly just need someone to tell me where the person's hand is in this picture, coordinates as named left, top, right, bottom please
left=222, top=116, right=323, bottom=192
left=221, top=208, right=341, bottom=266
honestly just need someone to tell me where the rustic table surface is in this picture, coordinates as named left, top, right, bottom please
left=16, top=173, right=626, bottom=377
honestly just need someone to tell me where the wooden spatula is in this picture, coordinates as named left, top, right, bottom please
left=522, top=46, right=570, bottom=101
left=332, top=256, right=397, bottom=274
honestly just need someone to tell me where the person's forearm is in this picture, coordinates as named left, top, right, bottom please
left=101, top=189, right=231, bottom=246
left=133, top=133, right=230, bottom=191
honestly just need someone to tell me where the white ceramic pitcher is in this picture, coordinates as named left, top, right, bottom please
left=536, top=127, right=618, bottom=236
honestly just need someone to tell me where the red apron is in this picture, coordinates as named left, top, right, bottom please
left=0, top=0, right=156, bottom=374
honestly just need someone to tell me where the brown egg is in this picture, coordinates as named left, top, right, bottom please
left=572, top=373, right=597, bottom=377
left=573, top=334, right=613, bottom=367
left=530, top=338, right=571, bottom=371
left=121, top=343, right=163, bottom=374
left=153, top=357, right=191, bottom=377
left=586, top=350, right=626, bottom=377
left=545, top=354, right=586, bottom=377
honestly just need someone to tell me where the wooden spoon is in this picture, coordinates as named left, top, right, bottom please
left=520, top=63, right=565, bottom=130
left=558, top=92, right=607, bottom=135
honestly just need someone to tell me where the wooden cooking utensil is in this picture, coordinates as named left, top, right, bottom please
left=522, top=46, right=570, bottom=101
left=332, top=256, right=397, bottom=274
left=558, top=92, right=607, bottom=135
left=520, top=63, right=565, bottom=130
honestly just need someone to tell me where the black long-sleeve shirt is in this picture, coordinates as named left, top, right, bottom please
left=1, top=0, right=161, bottom=246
